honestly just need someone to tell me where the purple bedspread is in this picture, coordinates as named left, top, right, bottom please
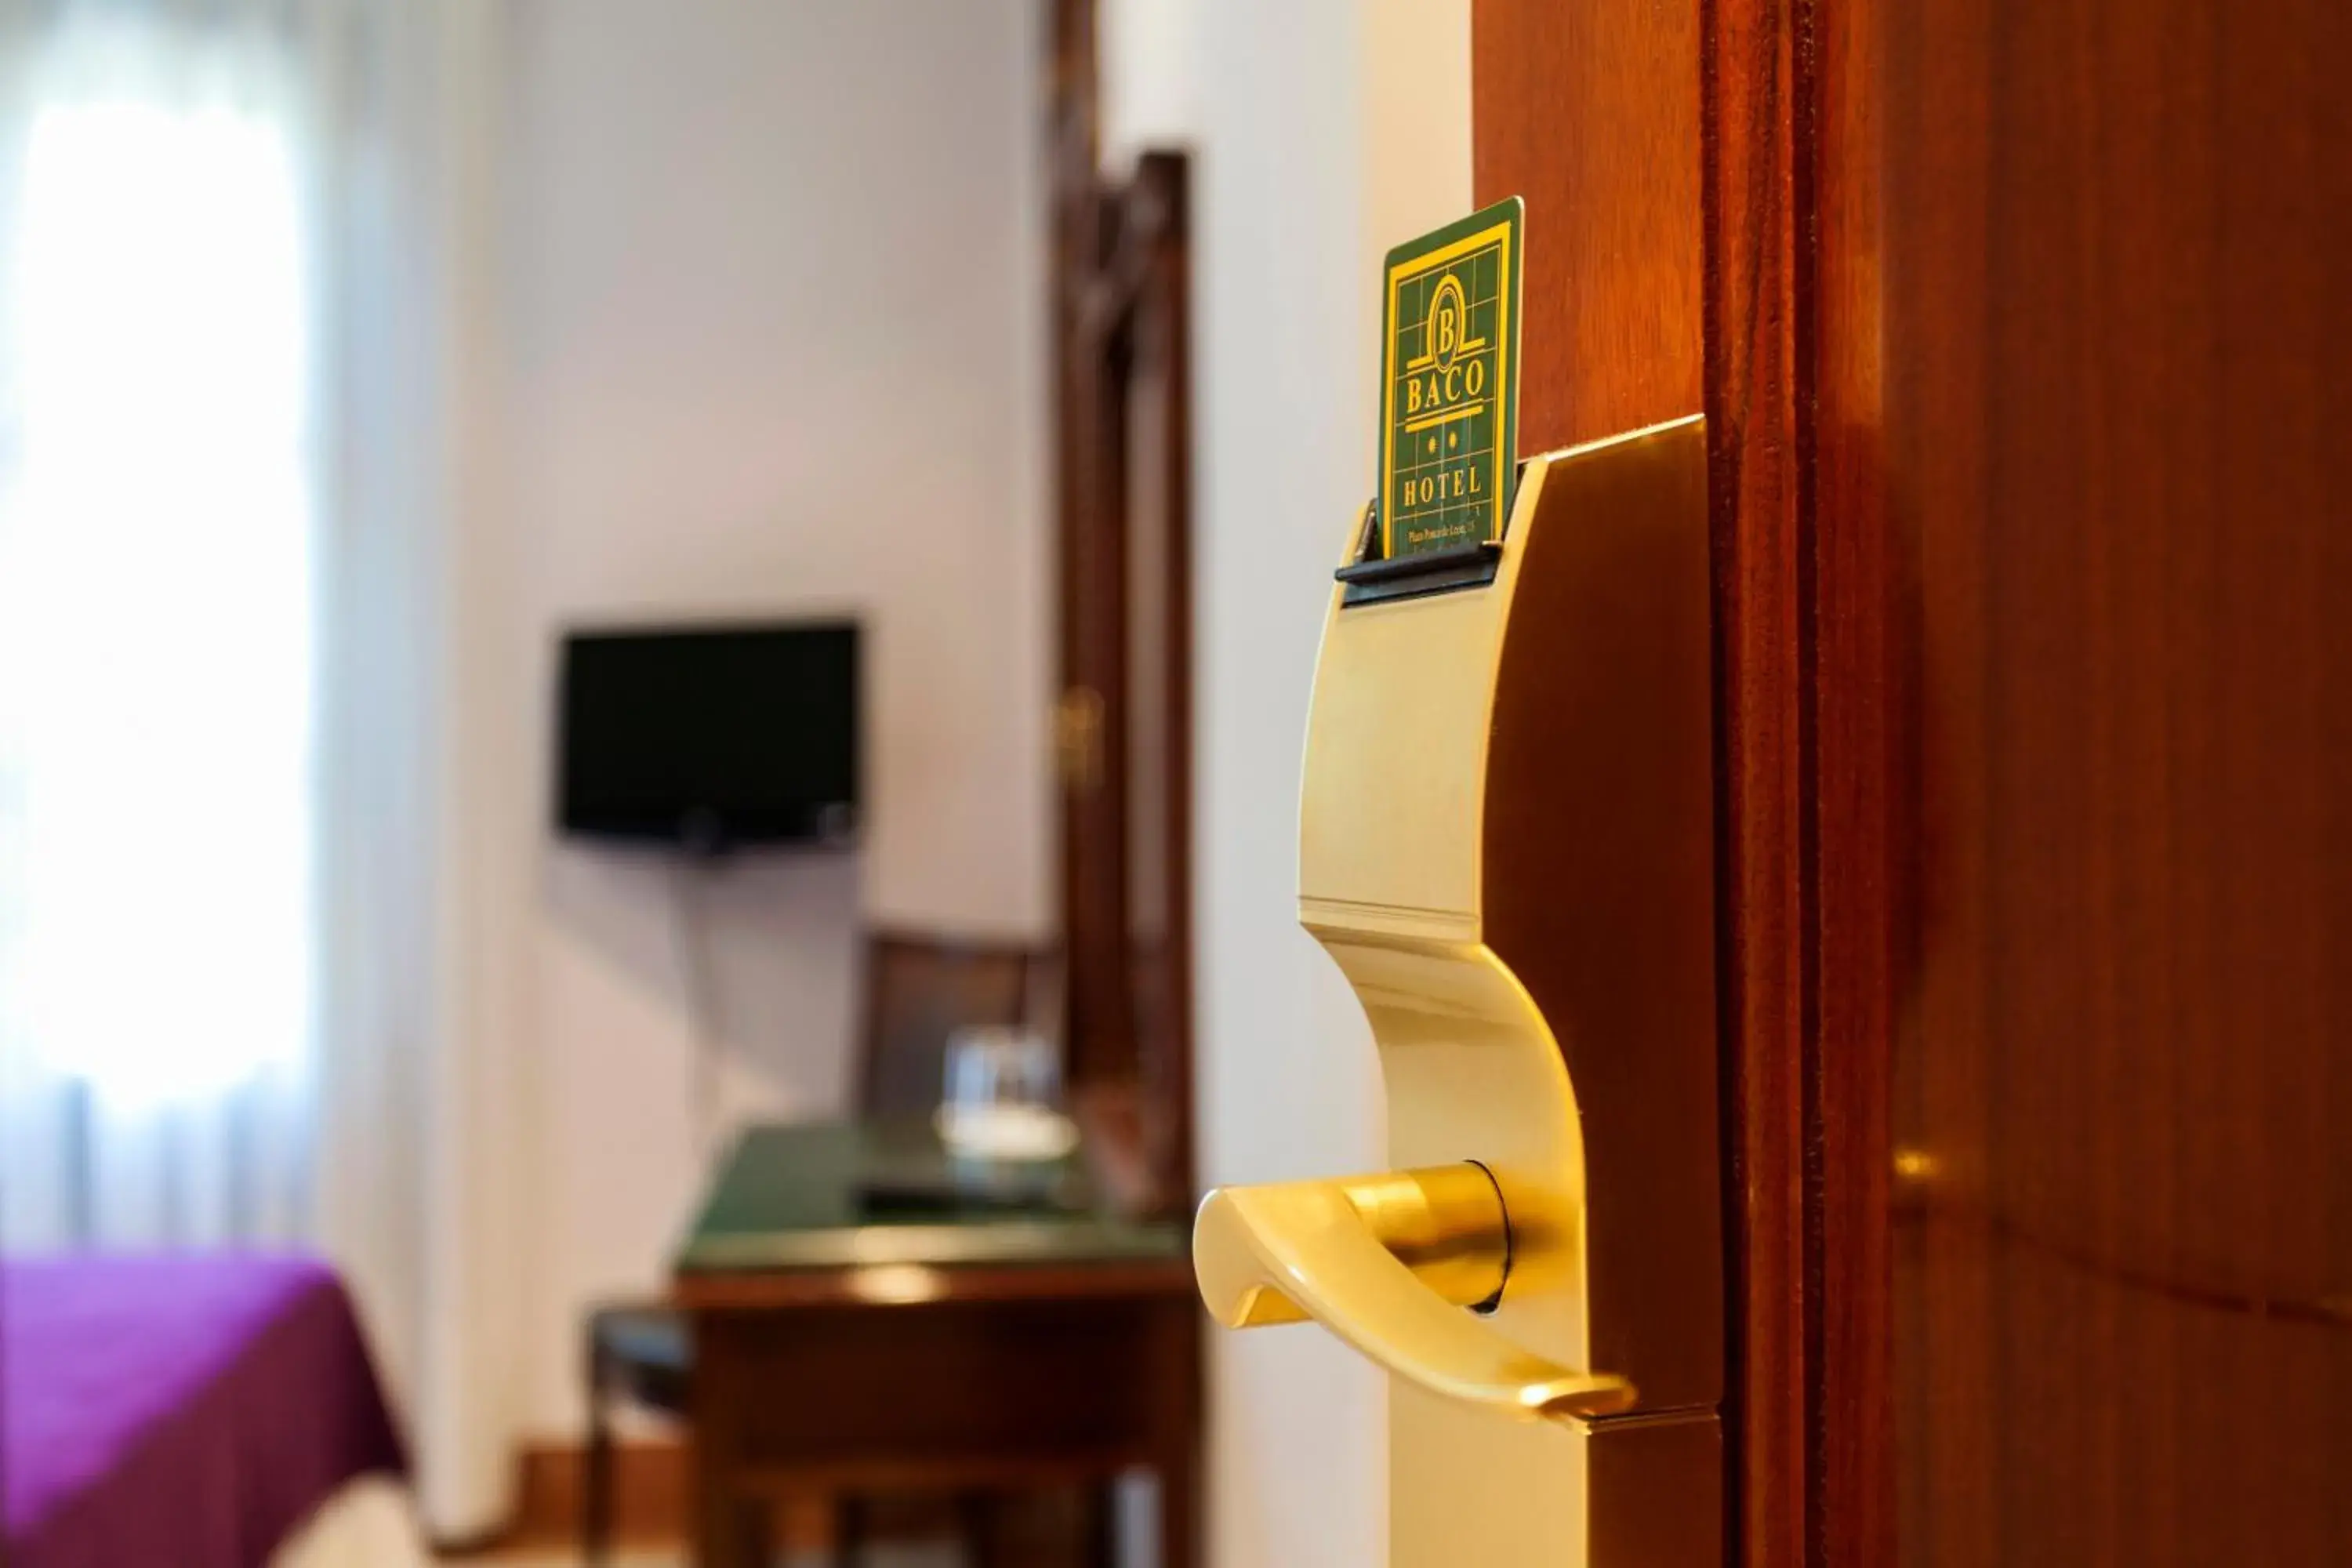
left=2, top=1253, right=407, bottom=1568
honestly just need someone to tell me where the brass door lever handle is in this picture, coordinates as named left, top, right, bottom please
left=1192, top=1163, right=1636, bottom=1421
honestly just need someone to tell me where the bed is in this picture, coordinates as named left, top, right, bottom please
left=2, top=1254, right=427, bottom=1568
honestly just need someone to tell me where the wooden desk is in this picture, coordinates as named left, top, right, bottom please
left=672, top=1121, right=1200, bottom=1568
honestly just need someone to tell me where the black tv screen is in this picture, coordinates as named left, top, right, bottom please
left=557, top=620, right=860, bottom=850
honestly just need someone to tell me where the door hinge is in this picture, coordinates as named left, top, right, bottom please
left=1055, top=685, right=1105, bottom=793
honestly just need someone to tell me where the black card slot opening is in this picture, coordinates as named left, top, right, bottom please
left=1335, top=539, right=1503, bottom=607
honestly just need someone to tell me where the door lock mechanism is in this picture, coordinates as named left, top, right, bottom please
left=1189, top=419, right=1722, bottom=1566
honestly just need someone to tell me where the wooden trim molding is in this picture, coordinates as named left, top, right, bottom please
left=1705, top=0, right=1900, bottom=1560
left=1700, top=0, right=1810, bottom=1559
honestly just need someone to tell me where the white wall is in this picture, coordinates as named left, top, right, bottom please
left=495, top=0, right=1051, bottom=1436
left=1103, top=0, right=1472, bottom=1563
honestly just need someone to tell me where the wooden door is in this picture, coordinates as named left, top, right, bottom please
left=1048, top=0, right=1196, bottom=1211
left=1475, top=1, right=2352, bottom=1562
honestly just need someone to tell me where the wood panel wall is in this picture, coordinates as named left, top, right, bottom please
left=1876, top=0, right=2352, bottom=1560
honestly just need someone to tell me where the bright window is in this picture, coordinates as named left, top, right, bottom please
left=0, top=89, right=315, bottom=1109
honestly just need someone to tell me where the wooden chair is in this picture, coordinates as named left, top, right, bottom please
left=857, top=928, right=1040, bottom=1119
left=582, top=1303, right=691, bottom=1558
left=582, top=927, right=1038, bottom=1565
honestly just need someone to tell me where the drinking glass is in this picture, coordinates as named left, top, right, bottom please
left=936, top=1026, right=1075, bottom=1161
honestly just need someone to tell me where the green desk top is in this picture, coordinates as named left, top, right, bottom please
left=673, top=1120, right=1188, bottom=1274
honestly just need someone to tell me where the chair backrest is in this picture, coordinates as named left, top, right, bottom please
left=857, top=929, right=1038, bottom=1120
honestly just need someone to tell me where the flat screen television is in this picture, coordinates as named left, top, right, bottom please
left=557, top=619, right=860, bottom=851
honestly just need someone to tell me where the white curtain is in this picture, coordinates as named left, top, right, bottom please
left=0, top=0, right=321, bottom=1250
left=0, top=0, right=528, bottom=1539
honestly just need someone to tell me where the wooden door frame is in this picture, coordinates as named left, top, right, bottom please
left=1468, top=2, right=1896, bottom=1555
left=1048, top=0, right=1125, bottom=1105
left=1704, top=1, right=1895, bottom=1563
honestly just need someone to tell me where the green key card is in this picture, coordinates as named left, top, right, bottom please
left=1377, top=196, right=1523, bottom=561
